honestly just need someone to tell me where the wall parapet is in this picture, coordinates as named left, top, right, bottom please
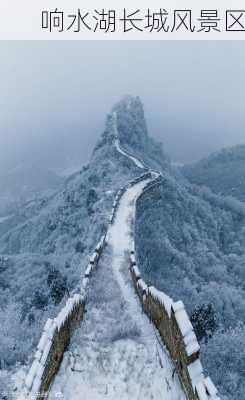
left=129, top=251, right=221, bottom=400
left=109, top=171, right=153, bottom=224
left=24, top=294, right=85, bottom=399
left=23, top=171, right=151, bottom=399
left=24, top=229, right=108, bottom=400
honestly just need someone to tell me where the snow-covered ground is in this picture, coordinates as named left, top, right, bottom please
left=112, top=110, right=146, bottom=170
left=49, top=180, right=185, bottom=400
left=115, top=138, right=145, bottom=170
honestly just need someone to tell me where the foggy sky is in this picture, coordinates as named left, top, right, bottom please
left=0, top=41, right=244, bottom=175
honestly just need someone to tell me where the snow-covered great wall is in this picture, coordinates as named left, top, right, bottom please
left=20, top=116, right=220, bottom=400
left=130, top=178, right=220, bottom=400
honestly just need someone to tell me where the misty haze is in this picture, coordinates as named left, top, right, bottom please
left=0, top=41, right=245, bottom=172
left=0, top=42, right=244, bottom=400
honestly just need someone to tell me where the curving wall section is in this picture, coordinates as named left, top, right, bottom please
left=23, top=172, right=151, bottom=400
left=23, top=161, right=220, bottom=400
left=129, top=179, right=221, bottom=400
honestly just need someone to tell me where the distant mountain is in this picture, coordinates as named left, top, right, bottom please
left=182, top=144, right=245, bottom=201
left=0, top=165, right=63, bottom=216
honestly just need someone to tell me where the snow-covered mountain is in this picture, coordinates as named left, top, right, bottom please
left=182, top=144, right=245, bottom=201
left=0, top=165, right=63, bottom=217
left=0, top=96, right=168, bottom=374
left=112, top=95, right=169, bottom=172
left=135, top=172, right=245, bottom=399
left=1, top=96, right=243, bottom=400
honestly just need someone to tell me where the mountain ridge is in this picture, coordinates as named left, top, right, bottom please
left=182, top=144, right=245, bottom=201
left=0, top=95, right=166, bottom=373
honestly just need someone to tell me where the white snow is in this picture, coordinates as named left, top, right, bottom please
left=95, top=234, right=106, bottom=252
left=90, top=252, right=98, bottom=264
left=85, top=264, right=93, bottom=277
left=112, top=109, right=146, bottom=171
left=25, top=360, right=39, bottom=389
left=187, top=359, right=204, bottom=390
left=31, top=375, right=41, bottom=394
left=204, top=377, right=218, bottom=397
left=54, top=294, right=83, bottom=330
left=0, top=214, right=12, bottom=223
left=82, top=277, right=89, bottom=290
left=44, top=319, right=53, bottom=333
left=174, top=304, right=193, bottom=338
left=40, top=340, right=52, bottom=366
left=196, top=378, right=220, bottom=400
left=196, top=381, right=209, bottom=400
left=132, top=265, right=141, bottom=279
left=184, top=331, right=200, bottom=357
left=149, top=286, right=173, bottom=318
left=36, top=363, right=45, bottom=379
left=37, top=332, right=49, bottom=352
left=115, top=138, right=145, bottom=169
left=185, top=341, right=200, bottom=357
left=12, top=367, right=28, bottom=400
left=49, top=179, right=186, bottom=400
left=172, top=301, right=200, bottom=357
left=172, top=301, right=184, bottom=313
left=137, top=279, right=148, bottom=293
left=55, top=311, right=67, bottom=329
left=34, top=350, right=42, bottom=362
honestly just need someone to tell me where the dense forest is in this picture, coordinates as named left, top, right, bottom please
left=182, top=145, right=245, bottom=202
left=135, top=174, right=245, bottom=399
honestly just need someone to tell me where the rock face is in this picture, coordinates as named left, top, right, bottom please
left=111, top=95, right=170, bottom=172
left=182, top=144, right=245, bottom=201
left=113, top=95, right=149, bottom=152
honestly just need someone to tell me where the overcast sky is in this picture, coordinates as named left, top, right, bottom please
left=0, top=41, right=244, bottom=174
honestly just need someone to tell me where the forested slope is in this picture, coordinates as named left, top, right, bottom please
left=135, top=175, right=245, bottom=399
left=0, top=96, right=167, bottom=371
left=182, top=145, right=245, bottom=202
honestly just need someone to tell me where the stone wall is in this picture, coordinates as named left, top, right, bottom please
left=24, top=231, right=107, bottom=400
left=24, top=169, right=214, bottom=400
left=24, top=294, right=85, bottom=399
left=23, top=171, right=151, bottom=400
left=130, top=252, right=220, bottom=400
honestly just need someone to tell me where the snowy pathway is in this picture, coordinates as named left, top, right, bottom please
left=114, top=138, right=145, bottom=169
left=113, top=110, right=146, bottom=170
left=49, top=180, right=185, bottom=400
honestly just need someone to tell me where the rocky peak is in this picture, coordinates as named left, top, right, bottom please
left=112, top=95, right=148, bottom=151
